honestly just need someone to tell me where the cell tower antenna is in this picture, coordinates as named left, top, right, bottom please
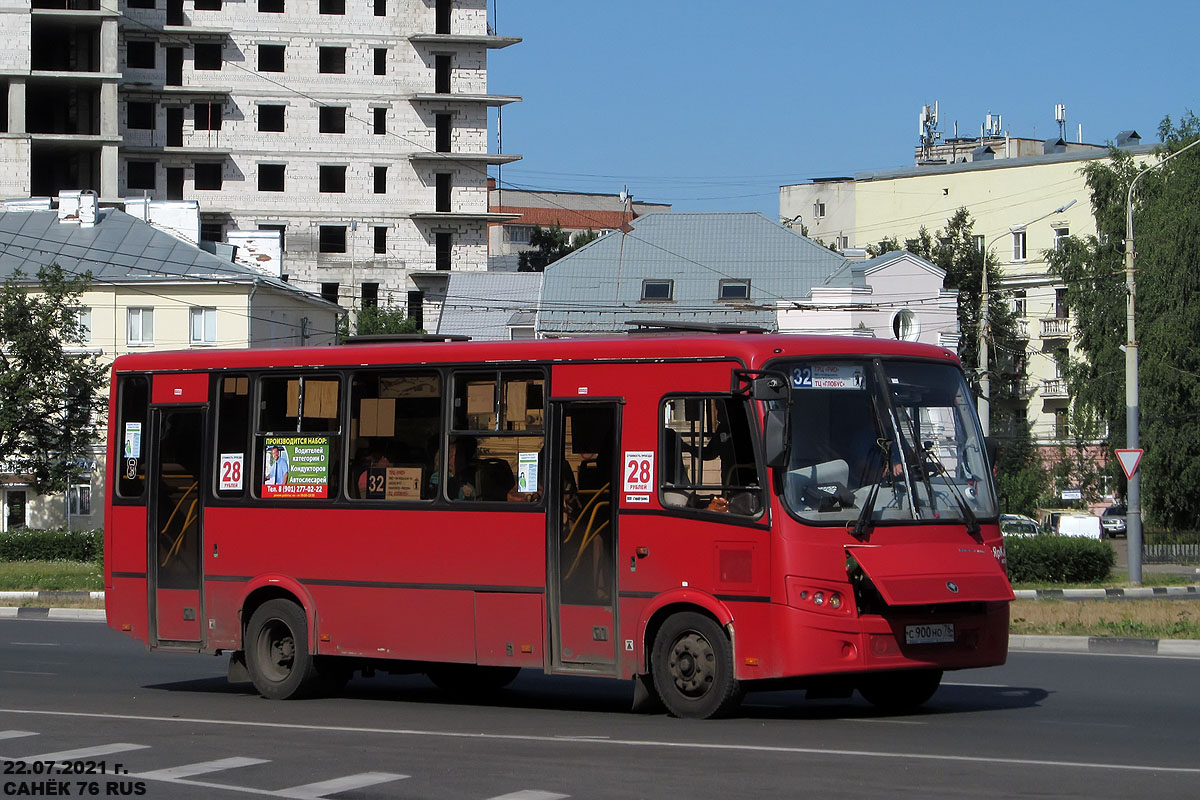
left=1055, top=104, right=1067, bottom=139
left=919, top=102, right=942, bottom=161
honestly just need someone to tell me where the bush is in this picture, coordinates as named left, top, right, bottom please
left=1144, top=530, right=1200, bottom=546
left=0, top=528, right=103, bottom=562
left=1006, top=535, right=1115, bottom=583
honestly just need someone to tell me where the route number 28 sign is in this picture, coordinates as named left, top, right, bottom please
left=623, top=450, right=655, bottom=493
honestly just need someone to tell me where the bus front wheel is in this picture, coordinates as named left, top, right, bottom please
left=245, top=599, right=319, bottom=700
left=651, top=612, right=743, bottom=719
left=858, top=668, right=943, bottom=712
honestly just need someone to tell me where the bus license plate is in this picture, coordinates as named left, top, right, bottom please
left=905, top=623, right=954, bottom=645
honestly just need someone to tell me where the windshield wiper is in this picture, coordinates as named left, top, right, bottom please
left=921, top=442, right=981, bottom=538
left=850, top=435, right=891, bottom=540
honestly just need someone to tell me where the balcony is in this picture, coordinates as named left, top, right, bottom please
left=409, top=33, right=521, bottom=49
left=1040, top=378, right=1069, bottom=399
left=1040, top=317, right=1071, bottom=339
left=1015, top=318, right=1030, bottom=339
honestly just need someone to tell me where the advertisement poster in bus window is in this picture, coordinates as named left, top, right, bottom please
left=790, top=363, right=865, bottom=390
left=364, top=466, right=422, bottom=501
left=263, top=436, right=329, bottom=499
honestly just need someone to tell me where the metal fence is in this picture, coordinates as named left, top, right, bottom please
left=1144, top=543, right=1200, bottom=565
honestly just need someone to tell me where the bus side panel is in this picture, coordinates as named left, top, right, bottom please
left=106, top=576, right=149, bottom=643
left=474, top=592, right=544, bottom=667
left=203, top=578, right=244, bottom=651
left=315, top=587, right=476, bottom=662
left=106, top=505, right=149, bottom=642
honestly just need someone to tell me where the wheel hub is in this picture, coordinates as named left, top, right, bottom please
left=668, top=632, right=715, bottom=697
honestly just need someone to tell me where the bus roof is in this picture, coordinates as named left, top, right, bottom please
left=111, top=334, right=960, bottom=374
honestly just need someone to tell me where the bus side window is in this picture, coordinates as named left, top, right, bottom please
left=254, top=374, right=342, bottom=500
left=347, top=370, right=441, bottom=501
left=659, top=396, right=763, bottom=517
left=115, top=375, right=150, bottom=499
left=214, top=375, right=251, bottom=499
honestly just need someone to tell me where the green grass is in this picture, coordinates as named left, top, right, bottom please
left=0, top=560, right=103, bottom=592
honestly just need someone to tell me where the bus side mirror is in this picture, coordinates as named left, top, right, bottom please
left=763, top=406, right=789, bottom=468
left=752, top=374, right=788, bottom=402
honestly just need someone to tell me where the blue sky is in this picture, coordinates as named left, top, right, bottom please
left=487, top=0, right=1199, bottom=217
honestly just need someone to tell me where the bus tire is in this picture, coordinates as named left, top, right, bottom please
left=858, top=668, right=943, bottom=712
left=245, top=599, right=319, bottom=700
left=651, top=612, right=742, bottom=719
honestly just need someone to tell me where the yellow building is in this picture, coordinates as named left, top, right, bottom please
left=781, top=134, right=1152, bottom=459
left=0, top=195, right=341, bottom=532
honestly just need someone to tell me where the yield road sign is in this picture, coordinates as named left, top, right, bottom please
left=1115, top=448, right=1143, bottom=480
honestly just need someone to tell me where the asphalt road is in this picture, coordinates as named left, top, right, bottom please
left=1, top=618, right=1198, bottom=799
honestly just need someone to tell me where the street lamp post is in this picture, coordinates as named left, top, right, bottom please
left=1123, top=136, right=1200, bottom=586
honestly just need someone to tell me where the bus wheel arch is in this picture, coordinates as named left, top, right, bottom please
left=642, top=603, right=742, bottom=719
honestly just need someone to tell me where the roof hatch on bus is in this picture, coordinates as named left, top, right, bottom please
left=847, top=543, right=1014, bottom=606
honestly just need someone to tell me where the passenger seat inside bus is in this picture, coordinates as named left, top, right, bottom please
left=474, top=458, right=515, bottom=501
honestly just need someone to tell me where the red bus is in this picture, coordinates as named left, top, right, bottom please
left=104, top=331, right=1012, bottom=718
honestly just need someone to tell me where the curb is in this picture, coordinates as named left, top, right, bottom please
left=0, top=607, right=105, bottom=621
left=1014, top=585, right=1200, bottom=601
left=1008, top=634, right=1200, bottom=658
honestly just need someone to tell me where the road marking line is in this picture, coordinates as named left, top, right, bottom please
left=487, top=792, right=570, bottom=800
left=0, top=731, right=37, bottom=740
left=3, top=671, right=56, bottom=676
left=841, top=718, right=926, bottom=725
left=272, top=772, right=408, bottom=799
left=942, top=682, right=1009, bottom=687
left=9, top=642, right=60, bottom=646
left=137, top=757, right=271, bottom=780
left=8, top=743, right=149, bottom=761
left=2, top=707, right=1198, bottom=776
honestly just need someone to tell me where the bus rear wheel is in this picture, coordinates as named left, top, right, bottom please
left=245, top=599, right=319, bottom=700
left=858, top=668, right=943, bottom=712
left=651, top=612, right=742, bottom=719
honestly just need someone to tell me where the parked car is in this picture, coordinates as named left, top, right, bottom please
left=1101, top=504, right=1128, bottom=538
left=1000, top=514, right=1041, bottom=536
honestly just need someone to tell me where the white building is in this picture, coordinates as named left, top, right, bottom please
left=0, top=0, right=519, bottom=326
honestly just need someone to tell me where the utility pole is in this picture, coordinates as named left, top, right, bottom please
left=978, top=236, right=990, bottom=436
left=1123, top=136, right=1200, bottom=585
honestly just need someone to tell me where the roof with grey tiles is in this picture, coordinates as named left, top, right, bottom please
left=0, top=208, right=325, bottom=305
left=437, top=270, right=543, bottom=340
left=536, top=212, right=861, bottom=335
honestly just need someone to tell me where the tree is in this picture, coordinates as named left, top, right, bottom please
left=1048, top=112, right=1200, bottom=528
left=517, top=223, right=598, bottom=272
left=340, top=304, right=423, bottom=339
left=0, top=266, right=107, bottom=494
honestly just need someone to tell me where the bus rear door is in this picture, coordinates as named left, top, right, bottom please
left=147, top=374, right=209, bottom=647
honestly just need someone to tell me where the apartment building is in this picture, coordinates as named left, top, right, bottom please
left=780, top=129, right=1152, bottom=454
left=0, top=0, right=519, bottom=323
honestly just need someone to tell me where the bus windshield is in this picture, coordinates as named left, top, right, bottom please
left=781, top=359, right=996, bottom=525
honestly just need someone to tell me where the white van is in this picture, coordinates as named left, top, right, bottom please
left=1056, top=513, right=1102, bottom=539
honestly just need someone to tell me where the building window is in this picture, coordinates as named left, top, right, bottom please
left=190, top=307, right=217, bottom=344
left=1012, top=230, right=1027, bottom=260
left=374, top=48, right=386, bottom=76
left=435, top=172, right=451, bottom=211
left=319, top=0, right=344, bottom=13
left=166, top=167, right=184, bottom=199
left=435, top=232, right=451, bottom=270
left=258, top=104, right=285, bottom=132
left=127, top=41, right=155, bottom=69
left=258, top=0, right=283, bottom=12
left=319, top=106, right=345, bottom=134
left=319, top=47, right=346, bottom=74
left=407, top=290, right=424, bottom=329
left=127, top=101, right=155, bottom=130
left=1054, top=408, right=1070, bottom=440
left=436, top=113, right=451, bottom=152
left=1054, top=226, right=1070, bottom=251
left=319, top=226, right=346, bottom=254
left=194, top=162, right=222, bottom=190
left=509, top=326, right=535, bottom=340
left=373, top=226, right=387, bottom=255
left=258, top=44, right=285, bottom=73
left=362, top=282, right=379, bottom=308
left=435, top=54, right=451, bottom=93
left=373, top=165, right=386, bottom=194
left=892, top=309, right=920, bottom=341
left=194, top=102, right=222, bottom=131
left=321, top=282, right=339, bottom=303
left=127, top=0, right=154, bottom=8
left=193, top=43, right=223, bottom=70
left=319, top=165, right=346, bottom=193
left=641, top=280, right=673, bottom=301
left=435, top=0, right=451, bottom=33
left=718, top=279, right=750, bottom=300
left=194, top=0, right=221, bottom=8
left=374, top=0, right=385, bottom=16
left=973, top=234, right=985, bottom=253
left=200, top=222, right=223, bottom=242
left=258, top=163, right=285, bottom=192
left=1054, top=348, right=1068, bottom=380
left=127, top=307, right=154, bottom=345
left=505, top=225, right=533, bottom=244
left=813, top=201, right=826, bottom=218
left=1013, top=288, right=1027, bottom=317
left=373, top=107, right=386, bottom=135
left=68, top=484, right=92, bottom=517
left=72, top=307, right=92, bottom=343
left=127, top=161, right=156, bottom=191
left=1055, top=287, right=1068, bottom=319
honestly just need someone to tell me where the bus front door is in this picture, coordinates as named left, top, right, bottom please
left=549, top=402, right=620, bottom=672
left=148, top=407, right=206, bottom=646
